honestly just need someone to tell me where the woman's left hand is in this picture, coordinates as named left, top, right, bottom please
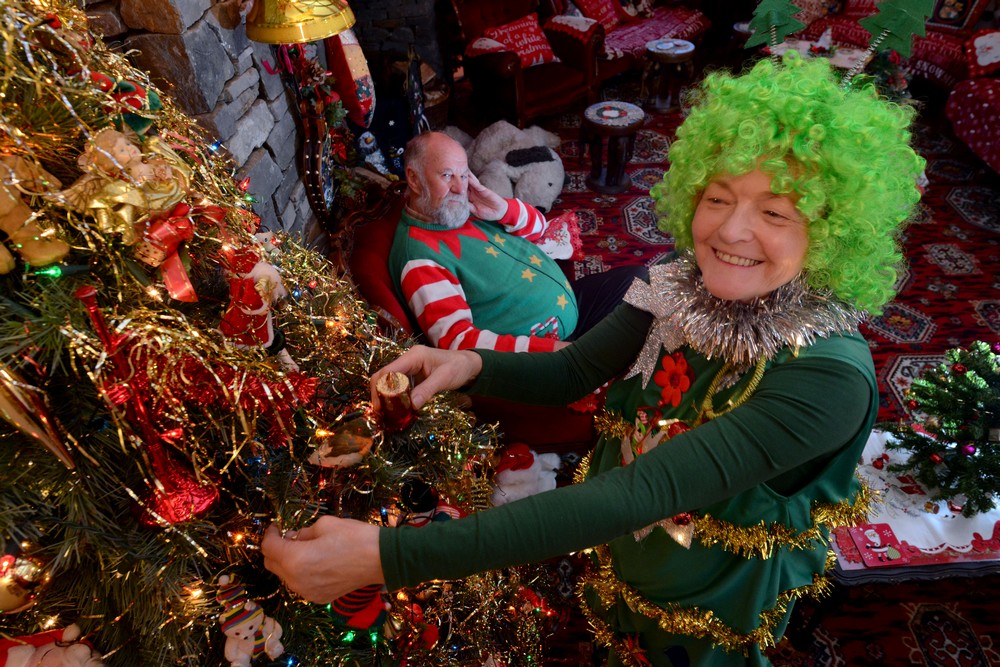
left=261, top=516, right=384, bottom=603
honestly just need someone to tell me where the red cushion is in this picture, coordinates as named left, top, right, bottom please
left=965, top=29, right=1000, bottom=78
left=545, top=14, right=602, bottom=43
left=574, top=0, right=626, bottom=32
left=483, top=14, right=560, bottom=68
left=794, top=0, right=837, bottom=25
left=927, top=0, right=989, bottom=38
left=841, top=0, right=877, bottom=18
left=911, top=30, right=968, bottom=87
left=946, top=78, right=1000, bottom=173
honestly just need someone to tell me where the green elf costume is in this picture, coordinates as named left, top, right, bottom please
left=380, top=254, right=875, bottom=666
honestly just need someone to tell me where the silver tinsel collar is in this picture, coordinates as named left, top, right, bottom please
left=624, top=253, right=864, bottom=384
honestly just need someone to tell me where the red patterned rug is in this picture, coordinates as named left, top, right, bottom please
left=532, top=78, right=1000, bottom=665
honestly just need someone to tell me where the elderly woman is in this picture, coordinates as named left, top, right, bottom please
left=262, top=52, right=924, bottom=666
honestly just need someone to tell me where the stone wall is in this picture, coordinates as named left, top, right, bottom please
left=351, top=0, right=453, bottom=83
left=84, top=0, right=319, bottom=246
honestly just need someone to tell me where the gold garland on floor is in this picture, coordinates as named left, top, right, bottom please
left=578, top=545, right=835, bottom=660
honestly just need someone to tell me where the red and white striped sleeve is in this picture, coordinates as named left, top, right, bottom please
left=399, top=258, right=559, bottom=352
left=496, top=198, right=548, bottom=242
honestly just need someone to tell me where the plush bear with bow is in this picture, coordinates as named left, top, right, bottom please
left=466, top=120, right=565, bottom=213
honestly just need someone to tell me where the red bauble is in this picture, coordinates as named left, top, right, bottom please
left=929, top=453, right=944, bottom=464
left=952, top=363, right=967, bottom=374
left=666, top=421, right=691, bottom=439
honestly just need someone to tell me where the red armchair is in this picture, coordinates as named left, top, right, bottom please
left=333, top=181, right=596, bottom=455
left=450, top=0, right=600, bottom=127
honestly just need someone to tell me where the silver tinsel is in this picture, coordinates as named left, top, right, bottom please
left=624, top=253, right=865, bottom=384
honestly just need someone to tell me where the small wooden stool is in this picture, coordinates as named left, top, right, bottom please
left=641, top=38, right=696, bottom=114
left=580, top=100, right=645, bottom=194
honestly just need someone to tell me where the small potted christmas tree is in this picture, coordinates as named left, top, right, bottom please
left=884, top=341, right=1000, bottom=517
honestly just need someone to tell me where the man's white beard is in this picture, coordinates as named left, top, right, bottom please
left=418, top=188, right=472, bottom=229
left=427, top=195, right=470, bottom=229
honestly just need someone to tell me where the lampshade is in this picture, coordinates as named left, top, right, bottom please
left=246, top=0, right=356, bottom=44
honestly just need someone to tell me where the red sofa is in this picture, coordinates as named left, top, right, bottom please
left=541, top=0, right=711, bottom=88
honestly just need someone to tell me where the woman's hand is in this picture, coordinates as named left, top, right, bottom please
left=261, top=516, right=384, bottom=603
left=466, top=172, right=507, bottom=221
left=371, top=345, right=483, bottom=410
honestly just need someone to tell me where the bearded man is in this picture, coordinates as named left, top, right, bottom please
left=390, top=131, right=643, bottom=353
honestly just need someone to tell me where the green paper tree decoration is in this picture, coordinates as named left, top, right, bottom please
left=746, top=0, right=806, bottom=48
left=883, top=341, right=1000, bottom=517
left=859, top=0, right=935, bottom=58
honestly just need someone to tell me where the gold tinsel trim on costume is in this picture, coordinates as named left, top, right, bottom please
left=594, top=411, right=875, bottom=558
left=579, top=545, right=834, bottom=658
left=572, top=451, right=593, bottom=487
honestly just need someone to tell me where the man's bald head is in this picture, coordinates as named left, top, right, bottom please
left=403, top=132, right=472, bottom=228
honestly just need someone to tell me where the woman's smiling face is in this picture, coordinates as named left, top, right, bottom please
left=691, top=169, right=809, bottom=302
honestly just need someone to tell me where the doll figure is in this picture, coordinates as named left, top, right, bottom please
left=61, top=129, right=190, bottom=243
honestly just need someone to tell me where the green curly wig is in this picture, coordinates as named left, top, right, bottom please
left=650, top=51, right=925, bottom=313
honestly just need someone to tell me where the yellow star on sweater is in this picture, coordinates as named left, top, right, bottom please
left=493, top=234, right=506, bottom=246
left=556, top=294, right=569, bottom=310
left=529, top=254, right=543, bottom=267
left=522, top=268, right=536, bottom=282
left=485, top=246, right=499, bottom=257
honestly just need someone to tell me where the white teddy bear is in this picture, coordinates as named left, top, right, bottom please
left=464, top=120, right=566, bottom=213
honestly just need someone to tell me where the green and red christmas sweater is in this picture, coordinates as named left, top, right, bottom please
left=389, top=199, right=578, bottom=351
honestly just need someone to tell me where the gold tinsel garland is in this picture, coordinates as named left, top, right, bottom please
left=592, top=410, right=874, bottom=558
left=579, top=545, right=834, bottom=660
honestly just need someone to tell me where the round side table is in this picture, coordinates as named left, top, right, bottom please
left=641, top=38, right=695, bottom=114
left=580, top=100, right=645, bottom=194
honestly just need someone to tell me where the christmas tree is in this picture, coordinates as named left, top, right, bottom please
left=883, top=341, right=1000, bottom=517
left=0, top=2, right=558, bottom=664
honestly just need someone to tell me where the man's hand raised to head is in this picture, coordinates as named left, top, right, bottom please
left=466, top=172, right=507, bottom=221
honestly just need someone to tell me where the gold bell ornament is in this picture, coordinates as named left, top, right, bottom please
left=245, top=0, right=355, bottom=44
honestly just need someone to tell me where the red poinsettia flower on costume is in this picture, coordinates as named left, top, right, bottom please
left=654, top=352, right=692, bottom=408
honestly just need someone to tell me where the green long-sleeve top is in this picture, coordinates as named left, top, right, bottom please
left=380, top=302, right=877, bottom=665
